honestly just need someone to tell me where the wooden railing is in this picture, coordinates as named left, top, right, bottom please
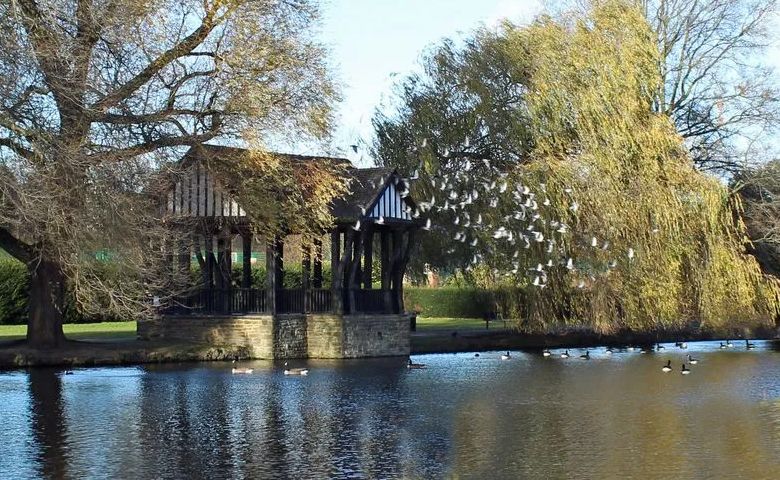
left=165, top=288, right=267, bottom=315
left=308, top=289, right=332, bottom=313
left=278, top=289, right=305, bottom=314
left=164, top=287, right=395, bottom=315
left=353, top=289, right=389, bottom=314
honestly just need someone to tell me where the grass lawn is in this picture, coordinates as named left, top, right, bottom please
left=416, top=317, right=506, bottom=331
left=0, top=321, right=137, bottom=341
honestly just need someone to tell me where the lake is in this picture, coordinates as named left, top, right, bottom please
left=1, top=341, right=780, bottom=479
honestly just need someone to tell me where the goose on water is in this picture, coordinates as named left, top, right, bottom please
left=662, top=360, right=672, bottom=373
left=580, top=350, right=590, bottom=360
left=501, top=351, right=512, bottom=360
left=746, top=339, right=756, bottom=350
left=605, top=347, right=613, bottom=355
left=656, top=344, right=665, bottom=351
left=542, top=349, right=552, bottom=357
left=726, top=339, right=734, bottom=348
left=231, top=359, right=253, bottom=375
left=283, top=362, right=309, bottom=375
left=681, top=364, right=691, bottom=375
left=719, top=342, right=727, bottom=349
left=687, top=354, right=699, bottom=365
left=407, top=359, right=426, bottom=369
left=560, top=350, right=570, bottom=359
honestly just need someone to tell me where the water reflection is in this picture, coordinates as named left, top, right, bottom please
left=28, top=369, right=69, bottom=479
left=2, top=342, right=780, bottom=479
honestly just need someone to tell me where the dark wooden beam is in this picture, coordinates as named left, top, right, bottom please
left=241, top=233, right=252, bottom=289
left=204, top=234, right=214, bottom=289
left=363, top=227, right=373, bottom=289
left=330, top=231, right=343, bottom=314
left=313, top=239, right=323, bottom=288
left=215, top=237, right=225, bottom=290
left=348, top=230, right=363, bottom=313
left=302, top=240, right=311, bottom=312
left=381, top=229, right=392, bottom=313
left=265, top=237, right=276, bottom=314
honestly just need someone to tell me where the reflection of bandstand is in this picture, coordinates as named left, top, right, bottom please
left=137, top=145, right=421, bottom=359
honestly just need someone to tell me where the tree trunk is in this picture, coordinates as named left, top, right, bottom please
left=26, top=260, right=66, bottom=347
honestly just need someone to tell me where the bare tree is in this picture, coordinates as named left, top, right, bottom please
left=736, top=159, right=780, bottom=275
left=642, top=0, right=780, bottom=174
left=0, top=0, right=340, bottom=346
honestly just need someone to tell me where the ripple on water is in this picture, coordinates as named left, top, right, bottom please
left=1, top=343, right=779, bottom=478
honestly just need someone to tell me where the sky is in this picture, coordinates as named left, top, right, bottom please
left=316, top=0, right=543, bottom=166
left=305, top=0, right=780, bottom=167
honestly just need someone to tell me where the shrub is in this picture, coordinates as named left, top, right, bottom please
left=404, top=286, right=527, bottom=320
left=0, top=259, right=29, bottom=325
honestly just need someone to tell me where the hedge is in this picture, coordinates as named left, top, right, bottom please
left=404, top=287, right=526, bottom=319
left=0, top=259, right=28, bottom=325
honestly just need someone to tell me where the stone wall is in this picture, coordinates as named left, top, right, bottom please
left=138, top=313, right=411, bottom=359
left=137, top=315, right=275, bottom=358
left=306, top=314, right=344, bottom=358
left=342, top=314, right=411, bottom=358
left=273, top=315, right=308, bottom=359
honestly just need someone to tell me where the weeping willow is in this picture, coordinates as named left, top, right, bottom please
left=488, top=1, right=778, bottom=333
left=387, top=0, right=778, bottom=334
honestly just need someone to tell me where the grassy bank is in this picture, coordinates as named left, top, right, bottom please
left=0, top=321, right=136, bottom=341
left=415, top=317, right=505, bottom=331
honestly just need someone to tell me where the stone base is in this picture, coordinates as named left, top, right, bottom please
left=137, top=313, right=411, bottom=359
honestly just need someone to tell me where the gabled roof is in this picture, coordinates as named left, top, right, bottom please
left=170, top=144, right=419, bottom=226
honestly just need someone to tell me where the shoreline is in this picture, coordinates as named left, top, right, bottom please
left=410, top=327, right=780, bottom=354
left=1, top=326, right=778, bottom=369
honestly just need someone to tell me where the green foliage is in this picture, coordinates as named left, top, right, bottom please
left=380, top=0, right=778, bottom=334
left=405, top=286, right=525, bottom=319
left=0, top=258, right=124, bottom=325
left=0, top=260, right=28, bottom=325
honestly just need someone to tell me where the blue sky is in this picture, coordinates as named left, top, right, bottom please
left=317, top=0, right=542, bottom=165
left=310, top=1, right=779, bottom=166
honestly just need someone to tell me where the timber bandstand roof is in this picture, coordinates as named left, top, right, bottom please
left=163, top=144, right=420, bottom=227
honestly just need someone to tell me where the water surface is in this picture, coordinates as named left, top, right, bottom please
left=2, top=341, right=780, bottom=479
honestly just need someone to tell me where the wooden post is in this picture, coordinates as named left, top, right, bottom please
left=216, top=237, right=225, bottom=290
left=397, top=229, right=416, bottom=313
left=241, top=232, right=252, bottom=289
left=275, top=236, right=284, bottom=293
left=313, top=239, right=323, bottom=288
left=348, top=230, right=363, bottom=313
left=265, top=237, right=276, bottom=314
left=391, top=229, right=403, bottom=314
left=330, top=231, right=342, bottom=314
left=380, top=229, right=392, bottom=313
left=224, top=234, right=232, bottom=287
left=177, top=238, right=190, bottom=280
left=302, top=240, right=311, bottom=313
left=204, top=234, right=214, bottom=289
left=363, top=228, right=373, bottom=289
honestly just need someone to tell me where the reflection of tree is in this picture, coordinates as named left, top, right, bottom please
left=28, top=368, right=69, bottom=479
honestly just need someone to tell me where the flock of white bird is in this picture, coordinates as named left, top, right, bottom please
left=357, top=140, right=644, bottom=289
